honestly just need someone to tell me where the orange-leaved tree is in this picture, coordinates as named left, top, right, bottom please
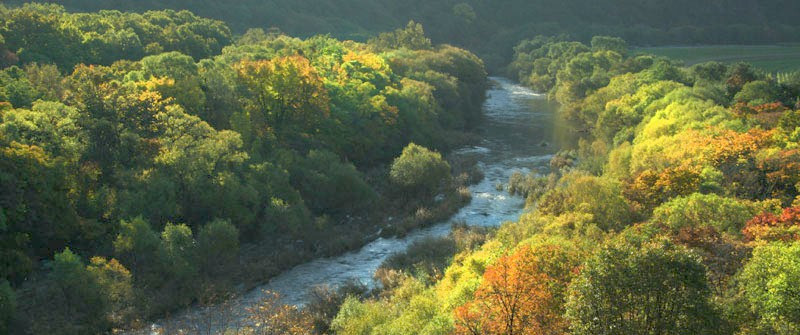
left=454, top=245, right=565, bottom=335
left=743, top=206, right=800, bottom=242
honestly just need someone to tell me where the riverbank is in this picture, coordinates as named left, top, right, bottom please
left=118, top=134, right=484, bottom=334
left=119, top=77, right=561, bottom=334
left=231, top=150, right=484, bottom=294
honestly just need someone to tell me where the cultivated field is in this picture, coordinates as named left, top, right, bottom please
left=636, top=45, right=800, bottom=72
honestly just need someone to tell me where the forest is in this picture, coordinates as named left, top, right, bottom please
left=0, top=4, right=488, bottom=333
left=3, top=1, right=800, bottom=335
left=330, top=36, right=800, bottom=335
left=7, top=0, right=800, bottom=70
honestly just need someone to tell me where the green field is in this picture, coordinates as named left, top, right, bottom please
left=635, top=45, right=800, bottom=73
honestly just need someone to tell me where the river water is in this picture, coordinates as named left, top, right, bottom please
left=134, top=77, right=562, bottom=334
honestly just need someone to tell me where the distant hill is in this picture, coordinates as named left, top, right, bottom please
left=6, top=0, right=800, bottom=68
left=8, top=0, right=800, bottom=71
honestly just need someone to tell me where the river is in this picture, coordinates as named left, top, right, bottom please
left=133, top=77, right=562, bottom=334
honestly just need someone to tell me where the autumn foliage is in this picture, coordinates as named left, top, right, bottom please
left=245, top=291, right=314, bottom=335
left=697, top=128, right=777, bottom=199
left=235, top=55, right=330, bottom=136
left=454, top=245, right=564, bottom=335
left=757, top=149, right=800, bottom=199
left=743, top=207, right=800, bottom=242
left=624, top=165, right=702, bottom=212
left=700, top=128, right=773, bottom=166
left=731, top=101, right=787, bottom=118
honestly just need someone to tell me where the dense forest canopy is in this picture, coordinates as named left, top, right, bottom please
left=3, top=1, right=800, bottom=335
left=330, top=36, right=800, bottom=335
left=0, top=4, right=488, bottom=333
left=7, top=0, right=800, bottom=70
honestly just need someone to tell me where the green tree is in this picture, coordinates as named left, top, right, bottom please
left=734, top=80, right=781, bottom=105
left=159, top=223, right=199, bottom=307
left=0, top=142, right=78, bottom=279
left=389, top=143, right=451, bottom=196
left=113, top=217, right=162, bottom=285
left=197, top=219, right=239, bottom=281
left=23, top=62, right=65, bottom=101
left=41, top=248, right=107, bottom=334
left=235, top=55, right=330, bottom=140
left=368, top=21, right=432, bottom=51
left=86, top=257, right=134, bottom=326
left=452, top=3, right=477, bottom=24
left=0, top=101, right=86, bottom=161
left=565, top=239, right=720, bottom=335
left=726, top=62, right=761, bottom=96
left=591, top=36, right=628, bottom=56
left=151, top=105, right=251, bottom=226
left=292, top=149, right=376, bottom=215
left=135, top=51, right=206, bottom=115
left=1, top=3, right=83, bottom=69
left=739, top=241, right=800, bottom=334
left=651, top=193, right=776, bottom=235
left=0, top=66, right=40, bottom=108
left=387, top=78, right=439, bottom=147
left=538, top=172, right=633, bottom=232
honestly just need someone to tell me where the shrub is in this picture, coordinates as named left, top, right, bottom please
left=390, top=143, right=451, bottom=196
left=508, top=171, right=553, bottom=202
left=380, top=237, right=457, bottom=283
left=307, top=281, right=370, bottom=334
left=197, top=219, right=239, bottom=280
left=39, top=248, right=107, bottom=334
left=293, top=149, right=377, bottom=215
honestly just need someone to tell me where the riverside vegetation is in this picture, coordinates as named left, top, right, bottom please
left=329, top=36, right=800, bottom=335
left=3, top=2, right=800, bottom=335
left=0, top=4, right=487, bottom=333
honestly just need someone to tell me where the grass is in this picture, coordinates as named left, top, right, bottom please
left=635, top=45, right=800, bottom=73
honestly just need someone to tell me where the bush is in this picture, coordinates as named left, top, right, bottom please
left=158, top=223, right=199, bottom=308
left=293, top=150, right=377, bottom=215
left=197, top=219, right=239, bottom=280
left=34, top=248, right=108, bottom=334
left=389, top=143, right=451, bottom=196
left=307, top=281, right=370, bottom=334
left=378, top=223, right=488, bottom=288
left=735, top=80, right=781, bottom=104
left=508, top=171, right=553, bottom=202
left=380, top=237, right=456, bottom=282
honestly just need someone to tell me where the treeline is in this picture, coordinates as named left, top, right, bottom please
left=7, top=0, right=800, bottom=70
left=329, top=37, right=800, bottom=335
left=0, top=3, right=232, bottom=69
left=0, top=5, right=488, bottom=334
